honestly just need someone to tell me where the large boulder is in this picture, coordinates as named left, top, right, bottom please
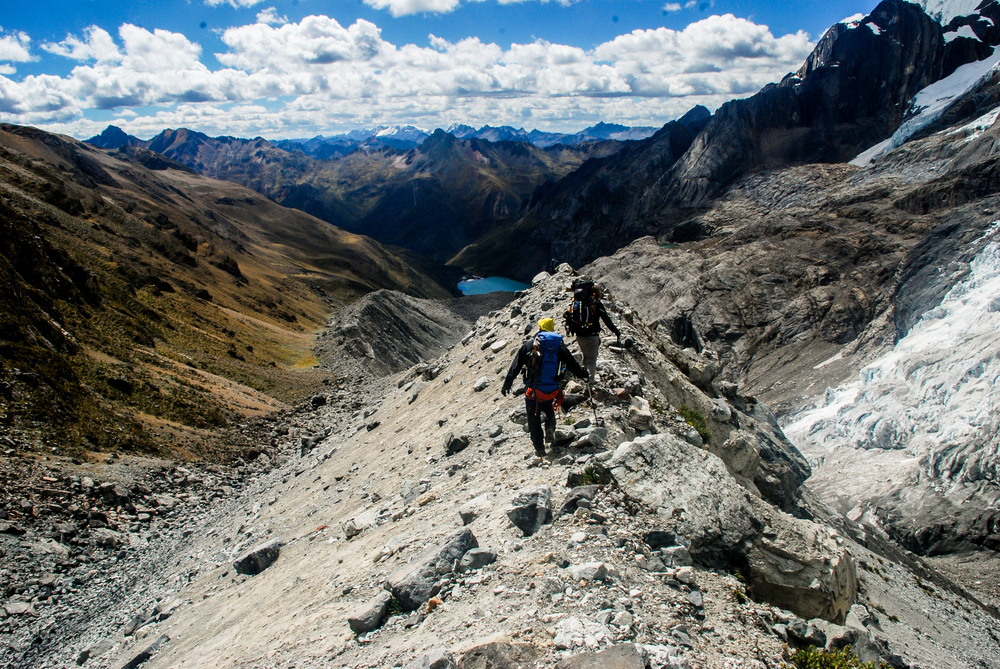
left=608, top=434, right=857, bottom=623
left=458, top=634, right=539, bottom=669
left=386, top=528, right=478, bottom=610
left=746, top=504, right=858, bottom=625
left=608, top=434, right=760, bottom=565
left=405, top=648, right=458, bottom=669
left=506, top=486, right=553, bottom=536
left=555, top=643, right=648, bottom=669
left=233, top=538, right=284, bottom=575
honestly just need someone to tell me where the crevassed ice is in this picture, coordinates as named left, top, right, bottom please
left=949, top=104, right=1000, bottom=143
left=784, top=223, right=1000, bottom=474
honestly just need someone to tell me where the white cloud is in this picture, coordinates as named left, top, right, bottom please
left=0, top=30, right=33, bottom=63
left=1, top=13, right=815, bottom=137
left=0, top=64, right=15, bottom=75
left=205, top=0, right=267, bottom=7
left=42, top=27, right=122, bottom=64
left=663, top=3, right=682, bottom=12
left=363, top=0, right=462, bottom=17
left=256, top=7, right=288, bottom=26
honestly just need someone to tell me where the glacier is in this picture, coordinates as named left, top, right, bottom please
left=785, top=222, right=1000, bottom=487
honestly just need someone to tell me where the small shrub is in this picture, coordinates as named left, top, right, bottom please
left=732, top=569, right=746, bottom=583
left=567, top=463, right=611, bottom=487
left=784, top=645, right=888, bottom=669
left=731, top=588, right=747, bottom=604
left=386, top=596, right=406, bottom=617
left=678, top=405, right=711, bottom=443
left=580, top=465, right=609, bottom=486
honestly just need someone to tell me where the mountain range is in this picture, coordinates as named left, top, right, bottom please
left=88, top=121, right=660, bottom=159
left=87, top=125, right=627, bottom=265
left=7, top=1, right=1000, bottom=665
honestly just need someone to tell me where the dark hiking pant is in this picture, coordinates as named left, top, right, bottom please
left=525, top=396, right=556, bottom=455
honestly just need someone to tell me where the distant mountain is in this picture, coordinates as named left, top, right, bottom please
left=447, top=122, right=660, bottom=148
left=268, top=121, right=662, bottom=159
left=85, top=125, right=144, bottom=149
left=99, top=126, right=625, bottom=265
left=455, top=0, right=1000, bottom=281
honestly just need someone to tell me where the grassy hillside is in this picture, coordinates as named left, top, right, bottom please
left=0, top=124, right=453, bottom=461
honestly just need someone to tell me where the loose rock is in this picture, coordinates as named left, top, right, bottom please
left=233, top=538, right=284, bottom=575
left=506, top=485, right=553, bottom=536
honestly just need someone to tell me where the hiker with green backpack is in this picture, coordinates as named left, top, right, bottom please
left=564, top=281, right=621, bottom=383
left=501, top=318, right=588, bottom=457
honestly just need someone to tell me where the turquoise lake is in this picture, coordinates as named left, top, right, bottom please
left=457, top=277, right=530, bottom=295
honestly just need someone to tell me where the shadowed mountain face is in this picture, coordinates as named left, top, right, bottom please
left=116, top=127, right=624, bottom=266
left=457, top=0, right=998, bottom=281
left=0, top=123, right=453, bottom=459
left=452, top=113, right=708, bottom=279
left=584, top=53, right=1000, bottom=563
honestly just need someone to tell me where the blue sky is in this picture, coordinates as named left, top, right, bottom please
left=0, top=0, right=881, bottom=139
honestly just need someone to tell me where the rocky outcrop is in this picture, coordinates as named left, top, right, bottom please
left=316, top=291, right=472, bottom=377
left=609, top=433, right=857, bottom=623
left=386, top=528, right=479, bottom=610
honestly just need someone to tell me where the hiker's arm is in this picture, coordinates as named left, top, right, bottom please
left=559, top=345, right=588, bottom=380
left=501, top=343, right=527, bottom=395
left=598, top=303, right=621, bottom=337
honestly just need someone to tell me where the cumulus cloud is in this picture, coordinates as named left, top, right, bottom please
left=1, top=13, right=815, bottom=137
left=363, top=0, right=462, bottom=18
left=0, top=30, right=33, bottom=63
left=43, top=27, right=122, bottom=63
left=663, top=3, right=682, bottom=12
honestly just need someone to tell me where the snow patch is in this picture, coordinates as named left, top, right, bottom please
left=813, top=350, right=844, bottom=370
left=916, top=0, right=986, bottom=24
left=849, top=138, right=892, bottom=167
left=840, top=13, right=865, bottom=28
left=850, top=49, right=1000, bottom=165
left=944, top=24, right=980, bottom=42
left=866, top=22, right=883, bottom=37
left=948, top=104, right=1000, bottom=143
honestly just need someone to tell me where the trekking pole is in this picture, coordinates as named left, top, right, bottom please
left=587, top=379, right=600, bottom=426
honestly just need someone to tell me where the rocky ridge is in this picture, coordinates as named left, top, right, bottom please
left=583, top=70, right=1000, bottom=579
left=16, top=267, right=999, bottom=669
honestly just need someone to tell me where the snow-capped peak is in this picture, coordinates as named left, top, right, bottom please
left=839, top=13, right=866, bottom=28
left=916, top=0, right=986, bottom=24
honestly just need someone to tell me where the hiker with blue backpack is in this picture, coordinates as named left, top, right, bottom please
left=501, top=318, right=588, bottom=457
left=564, top=281, right=620, bottom=383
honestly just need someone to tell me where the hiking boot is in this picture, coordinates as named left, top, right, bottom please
left=534, top=446, right=546, bottom=457
left=544, top=425, right=555, bottom=444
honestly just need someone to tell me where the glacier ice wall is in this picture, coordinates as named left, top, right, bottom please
left=785, top=223, right=1000, bottom=486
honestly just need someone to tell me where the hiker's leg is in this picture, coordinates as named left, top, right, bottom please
left=577, top=335, right=600, bottom=379
left=542, top=400, right=556, bottom=444
left=524, top=397, right=545, bottom=455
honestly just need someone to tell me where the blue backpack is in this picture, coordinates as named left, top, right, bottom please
left=524, top=332, right=563, bottom=393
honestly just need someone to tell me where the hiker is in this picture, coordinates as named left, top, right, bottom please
left=564, top=281, right=621, bottom=382
left=501, top=318, right=588, bottom=457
